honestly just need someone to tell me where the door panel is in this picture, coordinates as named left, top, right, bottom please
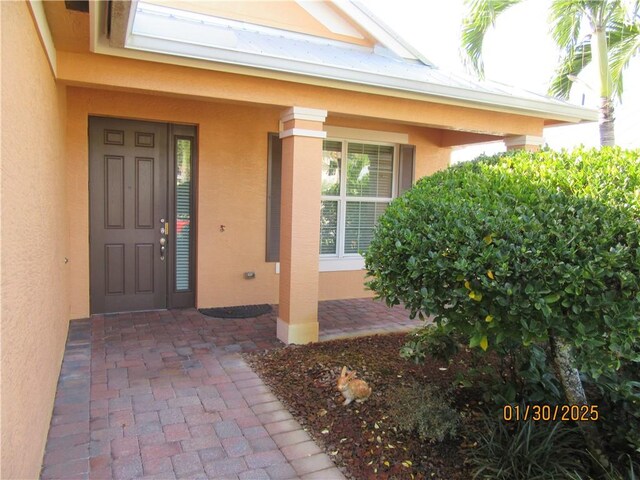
left=105, top=156, right=125, bottom=228
left=135, top=244, right=155, bottom=293
left=135, top=157, right=155, bottom=229
left=90, top=117, right=168, bottom=314
left=105, top=244, right=125, bottom=295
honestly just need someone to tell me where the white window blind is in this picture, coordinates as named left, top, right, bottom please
left=320, top=200, right=339, bottom=255
left=320, top=140, right=394, bottom=257
left=175, top=138, right=192, bottom=291
left=344, top=201, right=388, bottom=254
left=346, top=143, right=393, bottom=198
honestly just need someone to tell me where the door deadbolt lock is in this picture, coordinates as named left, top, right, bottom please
left=160, top=218, right=169, bottom=236
left=160, top=218, right=165, bottom=235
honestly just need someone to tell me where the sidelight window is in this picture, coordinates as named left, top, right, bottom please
left=175, top=137, right=192, bottom=292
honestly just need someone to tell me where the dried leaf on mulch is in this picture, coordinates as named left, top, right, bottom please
left=245, top=333, right=483, bottom=480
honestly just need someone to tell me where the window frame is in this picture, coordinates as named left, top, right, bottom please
left=167, top=124, right=198, bottom=308
left=320, top=137, right=399, bottom=266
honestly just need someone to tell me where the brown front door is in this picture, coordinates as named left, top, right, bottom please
left=89, top=117, right=169, bottom=314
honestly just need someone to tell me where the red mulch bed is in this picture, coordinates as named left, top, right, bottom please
left=245, top=333, right=484, bottom=480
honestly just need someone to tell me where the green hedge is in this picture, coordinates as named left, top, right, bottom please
left=365, top=147, right=640, bottom=379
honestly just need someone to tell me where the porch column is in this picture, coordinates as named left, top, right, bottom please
left=504, top=135, right=544, bottom=152
left=277, top=106, right=327, bottom=344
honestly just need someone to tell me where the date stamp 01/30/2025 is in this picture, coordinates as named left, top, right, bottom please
left=501, top=404, right=600, bottom=422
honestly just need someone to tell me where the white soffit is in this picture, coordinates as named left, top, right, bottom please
left=296, top=1, right=364, bottom=39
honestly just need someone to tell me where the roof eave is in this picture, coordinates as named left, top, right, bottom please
left=88, top=1, right=597, bottom=125
left=125, top=32, right=599, bottom=124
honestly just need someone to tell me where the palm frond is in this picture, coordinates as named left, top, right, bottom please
left=594, top=0, right=617, bottom=27
left=549, top=0, right=584, bottom=49
left=548, top=39, right=592, bottom=99
left=607, top=20, right=640, bottom=98
left=460, top=0, right=522, bottom=78
left=630, top=0, right=640, bottom=22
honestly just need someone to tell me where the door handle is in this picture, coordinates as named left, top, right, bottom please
left=159, top=236, right=166, bottom=261
left=159, top=218, right=167, bottom=261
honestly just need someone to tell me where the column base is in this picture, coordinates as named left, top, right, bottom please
left=276, top=317, right=319, bottom=344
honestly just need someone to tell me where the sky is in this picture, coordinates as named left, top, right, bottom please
left=365, top=0, right=640, bottom=161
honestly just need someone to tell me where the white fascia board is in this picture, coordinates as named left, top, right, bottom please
left=296, top=0, right=365, bottom=39
left=89, top=0, right=102, bottom=53
left=332, top=0, right=434, bottom=66
left=125, top=32, right=598, bottom=124
left=27, top=0, right=57, bottom=76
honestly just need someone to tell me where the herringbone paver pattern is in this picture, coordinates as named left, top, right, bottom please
left=41, top=299, right=417, bottom=479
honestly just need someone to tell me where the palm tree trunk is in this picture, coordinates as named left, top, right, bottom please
left=599, top=96, right=615, bottom=147
left=592, top=27, right=616, bottom=146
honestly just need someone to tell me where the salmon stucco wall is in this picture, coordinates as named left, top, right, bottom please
left=57, top=51, right=546, bottom=139
left=66, top=89, right=450, bottom=317
left=1, top=2, right=69, bottom=479
left=66, top=88, right=282, bottom=317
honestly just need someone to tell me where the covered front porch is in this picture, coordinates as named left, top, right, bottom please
left=63, top=87, right=520, bottom=346
left=40, top=298, right=419, bottom=479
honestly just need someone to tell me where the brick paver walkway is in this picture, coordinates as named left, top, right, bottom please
left=41, top=299, right=418, bottom=479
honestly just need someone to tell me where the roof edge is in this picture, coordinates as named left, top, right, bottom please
left=87, top=1, right=597, bottom=126
left=124, top=31, right=598, bottom=124
left=330, top=0, right=433, bottom=65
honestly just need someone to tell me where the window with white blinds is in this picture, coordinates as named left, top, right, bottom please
left=320, top=140, right=395, bottom=257
left=175, top=137, right=192, bottom=291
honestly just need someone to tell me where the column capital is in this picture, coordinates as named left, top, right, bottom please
left=504, top=135, right=544, bottom=150
left=279, top=128, right=327, bottom=139
left=280, top=106, right=327, bottom=123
